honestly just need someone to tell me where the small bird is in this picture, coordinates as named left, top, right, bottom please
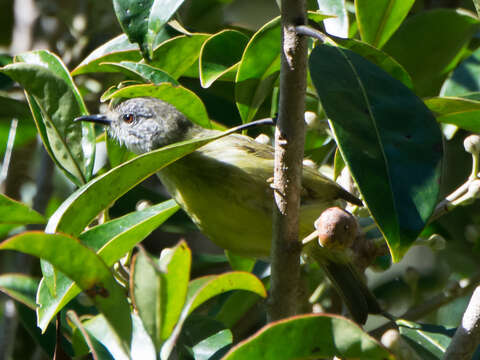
left=76, top=97, right=381, bottom=324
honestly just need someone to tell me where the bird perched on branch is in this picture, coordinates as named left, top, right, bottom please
left=76, top=96, right=381, bottom=324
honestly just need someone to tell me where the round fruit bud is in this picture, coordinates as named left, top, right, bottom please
left=255, top=133, right=271, bottom=145
left=314, top=207, right=358, bottom=249
left=304, top=111, right=319, bottom=128
left=464, top=134, right=480, bottom=154
left=136, top=200, right=152, bottom=211
left=427, top=234, right=446, bottom=251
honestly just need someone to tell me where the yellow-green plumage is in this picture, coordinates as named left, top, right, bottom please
left=77, top=97, right=380, bottom=324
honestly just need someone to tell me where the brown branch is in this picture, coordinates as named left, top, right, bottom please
left=268, top=0, right=308, bottom=321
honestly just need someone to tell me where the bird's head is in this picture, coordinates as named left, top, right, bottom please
left=75, top=97, right=194, bottom=153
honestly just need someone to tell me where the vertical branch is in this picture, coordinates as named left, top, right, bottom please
left=269, top=0, right=308, bottom=321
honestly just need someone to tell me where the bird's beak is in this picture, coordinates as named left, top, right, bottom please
left=74, top=114, right=112, bottom=126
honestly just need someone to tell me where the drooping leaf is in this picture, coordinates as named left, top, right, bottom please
left=0, top=232, right=132, bottom=347
left=356, top=0, right=415, bottom=48
left=112, top=0, right=186, bottom=60
left=309, top=44, right=443, bottom=261
left=424, top=96, right=480, bottom=133
left=222, top=314, right=393, bottom=359
left=160, top=272, right=267, bottom=360
left=0, top=273, right=39, bottom=309
left=383, top=9, right=480, bottom=96
left=37, top=200, right=179, bottom=332
left=1, top=50, right=95, bottom=185
left=104, top=83, right=211, bottom=129
left=317, top=0, right=349, bottom=38
left=199, top=30, right=248, bottom=88
left=0, top=193, right=44, bottom=225
left=192, top=329, right=232, bottom=360
left=150, top=34, right=210, bottom=79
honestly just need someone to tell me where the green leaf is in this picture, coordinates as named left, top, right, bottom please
left=235, top=17, right=281, bottom=123
left=317, top=0, right=349, bottom=38
left=222, top=314, right=393, bottom=359
left=397, top=320, right=453, bottom=359
left=131, top=250, right=163, bottom=350
left=0, top=193, right=44, bottom=225
left=383, top=9, right=480, bottom=96
left=160, top=272, right=267, bottom=360
left=199, top=30, right=248, bottom=88
left=104, top=83, right=211, bottom=129
left=76, top=314, right=156, bottom=360
left=215, top=291, right=262, bottom=328
left=356, top=0, right=415, bottom=48
left=158, top=241, right=191, bottom=341
left=106, top=134, right=136, bottom=167
left=113, top=0, right=185, bottom=60
left=192, top=329, right=232, bottom=360
left=99, top=61, right=179, bottom=85
left=0, top=273, right=39, bottom=309
left=72, top=34, right=142, bottom=76
left=424, top=96, right=480, bottom=132
left=0, top=232, right=132, bottom=347
left=335, top=37, right=413, bottom=88
left=150, top=34, right=210, bottom=79
left=37, top=200, right=179, bottom=332
left=1, top=50, right=95, bottom=185
left=309, top=44, right=443, bottom=261
left=441, top=47, right=480, bottom=97
left=225, top=251, right=256, bottom=272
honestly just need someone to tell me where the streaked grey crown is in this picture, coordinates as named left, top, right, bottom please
left=107, top=97, right=194, bottom=154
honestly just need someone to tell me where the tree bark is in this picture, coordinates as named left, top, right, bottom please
left=269, top=0, right=308, bottom=321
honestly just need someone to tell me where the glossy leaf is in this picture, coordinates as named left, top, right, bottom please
left=192, top=329, right=232, bottom=360
left=235, top=17, right=281, bottom=123
left=199, top=30, right=248, bottom=88
left=160, top=272, right=267, bottom=360
left=424, top=96, right=480, bottom=132
left=383, top=9, right=480, bottom=96
left=397, top=320, right=453, bottom=359
left=150, top=34, right=210, bottom=79
left=215, top=291, right=262, bottom=328
left=77, top=314, right=156, bottom=360
left=317, top=0, right=348, bottom=38
left=100, top=61, right=179, bottom=85
left=222, top=314, right=393, bottom=359
left=310, top=44, right=443, bottom=261
left=356, top=0, right=415, bottom=48
left=158, top=241, right=191, bottom=341
left=0, top=273, right=39, bottom=309
left=131, top=250, right=163, bottom=350
left=441, top=47, right=480, bottom=97
left=225, top=251, right=256, bottom=272
left=113, top=0, right=185, bottom=60
left=0, top=193, right=44, bottom=224
left=104, top=83, right=211, bottom=129
left=1, top=50, right=95, bottom=185
left=335, top=37, right=413, bottom=88
left=37, top=200, right=179, bottom=331
left=72, top=34, right=142, bottom=76
left=0, top=232, right=132, bottom=346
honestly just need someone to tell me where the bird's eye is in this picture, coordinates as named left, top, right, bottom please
left=122, top=113, right=135, bottom=124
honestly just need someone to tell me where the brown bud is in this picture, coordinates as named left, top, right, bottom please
left=314, top=207, right=358, bottom=249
